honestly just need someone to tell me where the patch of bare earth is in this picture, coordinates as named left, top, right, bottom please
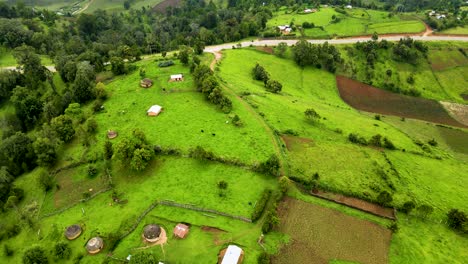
left=281, top=135, right=314, bottom=151
left=336, top=76, right=467, bottom=128
left=256, top=46, right=274, bottom=54
left=152, top=0, right=182, bottom=13
left=272, top=198, right=392, bottom=264
left=312, top=190, right=395, bottom=219
left=440, top=101, right=468, bottom=126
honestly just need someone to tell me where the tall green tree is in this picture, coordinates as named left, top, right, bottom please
left=72, top=61, right=96, bottom=103
left=13, top=45, right=46, bottom=89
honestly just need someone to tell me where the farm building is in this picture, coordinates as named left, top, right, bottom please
left=170, top=74, right=183, bottom=81
left=345, top=5, right=352, bottom=9
left=218, top=245, right=244, bottom=264
left=140, top=78, right=153, bottom=88
left=304, top=8, right=317, bottom=13
left=147, top=105, right=163, bottom=116
left=143, top=224, right=162, bottom=243
left=107, top=130, right=118, bottom=139
left=277, top=25, right=292, bottom=34
left=173, top=223, right=189, bottom=239
left=86, top=237, right=104, bottom=254
left=64, top=224, right=82, bottom=240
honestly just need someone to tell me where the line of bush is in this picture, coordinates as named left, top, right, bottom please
left=251, top=189, right=272, bottom=222
left=193, top=64, right=232, bottom=113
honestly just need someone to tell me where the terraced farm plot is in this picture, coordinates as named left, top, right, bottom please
left=428, top=48, right=468, bottom=71
left=438, top=126, right=468, bottom=154
left=336, top=76, right=466, bottom=128
left=273, top=198, right=392, bottom=264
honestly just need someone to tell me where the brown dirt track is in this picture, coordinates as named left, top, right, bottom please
left=336, top=76, right=467, bottom=128
left=273, top=198, right=392, bottom=264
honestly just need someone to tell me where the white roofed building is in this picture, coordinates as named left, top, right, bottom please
left=147, top=105, right=163, bottom=116
left=219, top=245, right=244, bottom=264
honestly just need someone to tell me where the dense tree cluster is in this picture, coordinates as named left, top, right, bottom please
left=292, top=40, right=341, bottom=72
left=114, top=129, right=154, bottom=171
left=252, top=63, right=282, bottom=93
left=193, top=64, right=232, bottom=112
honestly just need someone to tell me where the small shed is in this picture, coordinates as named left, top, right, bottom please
left=345, top=5, right=352, bottom=9
left=304, top=8, right=316, bottom=13
left=140, top=78, right=153, bottom=88
left=173, top=223, right=189, bottom=239
left=65, top=224, right=82, bottom=240
left=170, top=74, right=183, bottom=81
left=143, top=224, right=162, bottom=243
left=147, top=105, right=163, bottom=116
left=107, top=130, right=118, bottom=139
left=86, top=237, right=104, bottom=254
left=219, top=245, right=244, bottom=264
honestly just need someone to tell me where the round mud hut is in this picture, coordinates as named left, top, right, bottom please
left=143, top=224, right=161, bottom=243
left=140, top=78, right=153, bottom=88
left=86, top=237, right=104, bottom=254
left=65, top=224, right=82, bottom=240
left=107, top=130, right=118, bottom=139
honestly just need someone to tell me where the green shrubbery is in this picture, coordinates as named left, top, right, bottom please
left=251, top=189, right=271, bottom=221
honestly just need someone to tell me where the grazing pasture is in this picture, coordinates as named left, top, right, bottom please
left=266, top=7, right=424, bottom=38
left=272, top=198, right=392, bottom=264
left=336, top=76, right=466, bottom=128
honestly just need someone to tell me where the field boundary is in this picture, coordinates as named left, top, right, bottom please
left=159, top=200, right=252, bottom=222
left=309, top=191, right=397, bottom=220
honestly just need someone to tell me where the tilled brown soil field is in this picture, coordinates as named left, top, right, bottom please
left=336, top=76, right=466, bottom=128
left=272, top=198, right=392, bottom=264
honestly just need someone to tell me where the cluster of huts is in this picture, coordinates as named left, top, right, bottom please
left=64, top=223, right=244, bottom=263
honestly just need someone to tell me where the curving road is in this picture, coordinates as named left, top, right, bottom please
left=204, top=35, right=468, bottom=53
left=1, top=35, right=467, bottom=72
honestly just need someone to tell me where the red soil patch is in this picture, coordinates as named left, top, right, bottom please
left=281, top=134, right=314, bottom=151
left=256, top=46, right=274, bottom=54
left=152, top=0, right=182, bottom=13
left=201, top=226, right=226, bottom=233
left=336, top=76, right=467, bottom=128
left=311, top=190, right=395, bottom=220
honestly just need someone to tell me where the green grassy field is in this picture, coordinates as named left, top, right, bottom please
left=217, top=47, right=468, bottom=263
left=0, top=48, right=53, bottom=67
left=85, top=0, right=163, bottom=13
left=267, top=7, right=425, bottom=38
left=438, top=26, right=468, bottom=35
left=338, top=41, right=468, bottom=103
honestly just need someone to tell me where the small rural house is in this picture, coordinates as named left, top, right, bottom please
left=140, top=78, right=153, bottom=88
left=173, top=223, right=189, bottom=239
left=277, top=25, right=292, bottom=34
left=345, top=5, right=352, bottom=9
left=86, top=237, right=104, bottom=254
left=219, top=245, right=244, bottom=264
left=304, top=8, right=317, bottom=13
left=65, top=224, right=82, bottom=240
left=143, top=224, right=162, bottom=243
left=170, top=74, right=183, bottom=81
left=147, top=105, right=163, bottom=116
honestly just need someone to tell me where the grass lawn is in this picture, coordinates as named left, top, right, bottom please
left=85, top=0, right=164, bottom=13
left=438, top=26, right=468, bottom=35
left=0, top=48, right=53, bottom=67
left=93, top=58, right=276, bottom=165
left=266, top=7, right=424, bottom=38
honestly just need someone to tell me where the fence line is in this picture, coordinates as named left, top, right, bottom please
left=159, top=200, right=252, bottom=223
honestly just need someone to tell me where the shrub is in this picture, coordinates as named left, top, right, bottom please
left=189, top=146, right=215, bottom=161
left=388, top=222, right=398, bottom=233
left=376, top=191, right=393, bottom=206
left=428, top=139, right=438, bottom=147
left=447, top=209, right=467, bottom=232
left=257, top=252, right=270, bottom=264
left=302, top=21, right=314, bottom=28
left=38, top=170, right=55, bottom=192
left=417, top=204, right=433, bottom=218
left=304, top=108, right=321, bottom=121
left=129, top=251, right=158, bottom=264
left=53, top=242, right=71, bottom=260
left=265, top=79, right=282, bottom=93
left=262, top=209, right=279, bottom=234
left=87, top=165, right=98, bottom=178
left=374, top=114, right=381, bottom=120
left=348, top=133, right=367, bottom=145
left=92, top=99, right=104, bottom=113
left=401, top=201, right=416, bottom=214
left=3, top=244, right=14, bottom=257
left=23, top=246, right=48, bottom=264
left=253, top=63, right=269, bottom=82
left=257, top=155, right=281, bottom=177
left=383, top=137, right=396, bottom=150
left=217, top=180, right=228, bottom=190
left=278, top=176, right=290, bottom=194
left=231, top=114, right=243, bottom=126
left=251, top=189, right=271, bottom=221
left=368, top=134, right=382, bottom=147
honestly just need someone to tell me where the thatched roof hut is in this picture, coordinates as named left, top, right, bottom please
left=173, top=223, right=189, bottom=239
left=107, top=130, right=118, bottom=139
left=140, top=78, right=153, bottom=88
left=86, top=237, right=104, bottom=254
left=143, top=224, right=161, bottom=243
left=65, top=225, right=82, bottom=240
